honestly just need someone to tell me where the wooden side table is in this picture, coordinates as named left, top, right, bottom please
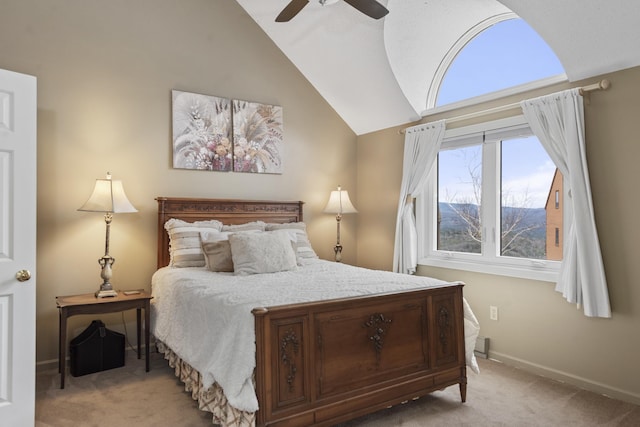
left=56, top=290, right=152, bottom=389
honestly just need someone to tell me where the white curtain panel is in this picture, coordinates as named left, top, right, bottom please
left=393, top=120, right=445, bottom=274
left=521, top=89, right=611, bottom=318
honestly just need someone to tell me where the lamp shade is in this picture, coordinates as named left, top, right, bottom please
left=78, top=173, right=137, bottom=213
left=323, top=186, right=357, bottom=215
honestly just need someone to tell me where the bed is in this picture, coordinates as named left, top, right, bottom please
left=151, top=197, right=478, bottom=427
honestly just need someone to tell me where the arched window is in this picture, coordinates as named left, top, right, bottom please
left=418, top=19, right=567, bottom=282
left=436, top=18, right=565, bottom=107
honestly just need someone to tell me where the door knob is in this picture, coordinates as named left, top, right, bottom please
left=16, top=269, right=31, bottom=282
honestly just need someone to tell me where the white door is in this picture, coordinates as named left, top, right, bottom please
left=0, top=69, right=37, bottom=425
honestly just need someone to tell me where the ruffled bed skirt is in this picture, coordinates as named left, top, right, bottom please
left=156, top=341, right=256, bottom=427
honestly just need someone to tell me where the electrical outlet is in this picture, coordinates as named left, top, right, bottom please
left=489, top=305, right=498, bottom=321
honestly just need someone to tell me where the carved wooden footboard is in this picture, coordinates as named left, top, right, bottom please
left=253, top=283, right=466, bottom=427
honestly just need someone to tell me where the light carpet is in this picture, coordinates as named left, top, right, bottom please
left=35, top=351, right=640, bottom=427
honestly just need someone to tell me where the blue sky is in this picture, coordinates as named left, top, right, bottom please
left=437, top=18, right=564, bottom=208
left=438, top=18, right=565, bottom=106
left=501, top=136, right=557, bottom=207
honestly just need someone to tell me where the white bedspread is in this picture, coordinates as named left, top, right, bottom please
left=151, top=259, right=480, bottom=413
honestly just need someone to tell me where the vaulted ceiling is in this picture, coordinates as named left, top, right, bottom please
left=236, top=0, right=640, bottom=135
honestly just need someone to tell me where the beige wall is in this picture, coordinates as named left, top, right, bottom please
left=356, top=66, right=640, bottom=404
left=4, top=0, right=639, bottom=406
left=0, top=0, right=358, bottom=364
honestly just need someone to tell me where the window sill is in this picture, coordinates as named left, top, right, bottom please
left=418, top=256, right=559, bottom=283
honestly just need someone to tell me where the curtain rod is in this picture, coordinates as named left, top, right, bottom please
left=399, top=79, right=611, bottom=134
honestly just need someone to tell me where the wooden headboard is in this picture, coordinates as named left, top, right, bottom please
left=156, top=197, right=304, bottom=269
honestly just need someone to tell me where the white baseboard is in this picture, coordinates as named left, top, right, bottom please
left=490, top=351, right=640, bottom=406
left=36, top=358, right=59, bottom=373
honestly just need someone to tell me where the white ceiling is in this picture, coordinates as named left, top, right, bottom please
left=235, top=0, right=640, bottom=135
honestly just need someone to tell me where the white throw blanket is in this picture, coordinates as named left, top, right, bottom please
left=151, top=259, right=480, bottom=413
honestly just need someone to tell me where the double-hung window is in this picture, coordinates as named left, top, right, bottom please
left=417, top=116, right=562, bottom=282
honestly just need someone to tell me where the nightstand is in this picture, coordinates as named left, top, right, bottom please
left=56, top=290, right=152, bottom=389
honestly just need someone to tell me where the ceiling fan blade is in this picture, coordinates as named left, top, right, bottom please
left=343, top=0, right=389, bottom=19
left=276, top=0, right=310, bottom=22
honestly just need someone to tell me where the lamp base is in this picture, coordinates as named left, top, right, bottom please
left=333, top=244, right=343, bottom=263
left=96, top=254, right=117, bottom=298
left=95, top=289, right=118, bottom=298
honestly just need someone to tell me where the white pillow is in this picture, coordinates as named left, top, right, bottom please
left=265, top=222, right=318, bottom=260
left=165, top=218, right=223, bottom=267
left=229, top=231, right=297, bottom=275
left=200, top=229, right=264, bottom=272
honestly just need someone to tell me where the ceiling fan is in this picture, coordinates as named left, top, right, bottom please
left=275, top=0, right=389, bottom=22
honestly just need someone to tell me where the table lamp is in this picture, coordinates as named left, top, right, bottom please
left=323, top=185, right=357, bottom=262
left=78, top=172, right=137, bottom=297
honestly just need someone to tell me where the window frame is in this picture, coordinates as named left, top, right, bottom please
left=416, top=115, right=562, bottom=282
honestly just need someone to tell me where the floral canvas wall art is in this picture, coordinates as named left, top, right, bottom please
left=172, top=90, right=232, bottom=171
left=232, top=100, right=283, bottom=174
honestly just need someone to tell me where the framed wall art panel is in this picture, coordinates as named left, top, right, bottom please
left=232, top=99, right=283, bottom=174
left=172, top=90, right=232, bottom=171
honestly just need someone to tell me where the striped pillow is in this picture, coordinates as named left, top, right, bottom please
left=265, top=222, right=318, bottom=260
left=165, top=218, right=223, bottom=267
